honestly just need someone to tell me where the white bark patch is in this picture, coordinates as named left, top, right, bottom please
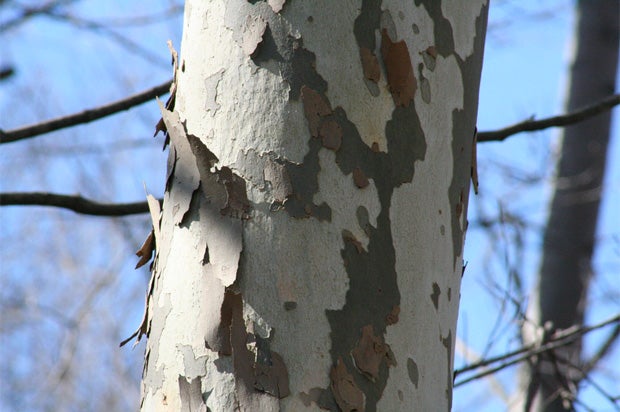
left=159, top=104, right=201, bottom=226
left=242, top=14, right=268, bottom=56
left=177, top=0, right=308, bottom=165
left=441, top=0, right=487, bottom=60
left=147, top=193, right=162, bottom=242
left=290, top=2, right=394, bottom=152
left=380, top=45, right=465, bottom=412
left=204, top=69, right=225, bottom=115
left=268, top=0, right=285, bottom=14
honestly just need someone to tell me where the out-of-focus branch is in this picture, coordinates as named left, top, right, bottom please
left=582, top=322, right=620, bottom=375
left=478, top=94, right=620, bottom=142
left=0, top=66, right=15, bottom=80
left=0, top=81, right=171, bottom=144
left=454, top=314, right=620, bottom=387
left=0, top=0, right=81, bottom=33
left=0, top=192, right=159, bottom=216
left=45, top=11, right=170, bottom=67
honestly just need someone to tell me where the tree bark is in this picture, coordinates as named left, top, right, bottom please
left=140, top=1, right=487, bottom=410
left=522, top=1, right=619, bottom=411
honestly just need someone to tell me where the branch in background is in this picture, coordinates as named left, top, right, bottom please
left=0, top=192, right=159, bottom=217
left=478, top=94, right=620, bottom=142
left=582, top=322, right=620, bottom=375
left=0, top=80, right=172, bottom=144
left=0, top=0, right=81, bottom=33
left=0, top=66, right=15, bottom=81
left=45, top=11, right=171, bottom=68
left=453, top=314, right=620, bottom=387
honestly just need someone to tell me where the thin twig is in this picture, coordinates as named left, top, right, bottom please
left=0, top=0, right=80, bottom=33
left=0, top=80, right=172, bottom=144
left=45, top=11, right=170, bottom=67
left=0, top=192, right=158, bottom=217
left=546, top=348, right=620, bottom=410
left=454, top=314, right=620, bottom=386
left=478, top=94, right=620, bottom=142
left=582, top=323, right=620, bottom=375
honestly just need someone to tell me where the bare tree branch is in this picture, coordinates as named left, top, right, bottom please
left=0, top=0, right=81, bottom=33
left=0, top=192, right=160, bottom=216
left=45, top=11, right=171, bottom=68
left=478, top=94, right=620, bottom=142
left=454, top=314, right=620, bottom=387
left=582, top=322, right=620, bottom=375
left=0, top=80, right=172, bottom=144
left=0, top=66, right=15, bottom=80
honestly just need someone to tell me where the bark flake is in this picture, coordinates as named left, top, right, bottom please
left=204, top=69, right=225, bottom=115
left=352, top=167, right=370, bottom=189
left=301, top=85, right=333, bottom=138
left=330, top=357, right=365, bottom=412
left=178, top=375, right=207, bottom=412
left=135, top=230, right=155, bottom=269
left=380, top=29, right=417, bottom=107
left=267, top=0, right=285, bottom=14
left=360, top=47, right=381, bottom=83
left=351, top=324, right=396, bottom=381
left=385, top=305, right=400, bottom=325
left=319, top=119, right=343, bottom=151
left=242, top=14, right=268, bottom=56
left=228, top=291, right=291, bottom=405
left=217, top=166, right=251, bottom=219
left=263, top=158, right=293, bottom=204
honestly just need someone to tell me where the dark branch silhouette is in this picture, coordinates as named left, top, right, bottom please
left=478, top=94, right=620, bottom=142
left=0, top=80, right=172, bottom=144
left=453, top=314, right=620, bottom=387
left=0, top=192, right=158, bottom=217
left=1, top=91, right=618, bottom=216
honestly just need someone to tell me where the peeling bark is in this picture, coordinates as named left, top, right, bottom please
left=140, top=1, right=487, bottom=410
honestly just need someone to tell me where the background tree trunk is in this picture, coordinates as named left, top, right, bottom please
left=140, top=1, right=487, bottom=410
left=522, top=1, right=619, bottom=410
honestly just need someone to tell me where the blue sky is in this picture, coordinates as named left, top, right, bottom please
left=1, top=1, right=618, bottom=410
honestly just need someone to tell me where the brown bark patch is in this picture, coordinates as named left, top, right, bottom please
left=351, top=325, right=396, bottom=381
left=455, top=189, right=464, bottom=219
left=330, top=357, right=365, bottom=412
left=254, top=351, right=291, bottom=398
left=385, top=305, right=400, bottom=325
left=360, top=47, right=381, bottom=82
left=380, top=29, right=416, bottom=107
left=135, top=230, right=155, bottom=269
left=352, top=167, right=369, bottom=189
left=301, top=85, right=332, bottom=137
left=319, top=119, right=343, bottom=151
left=228, top=291, right=291, bottom=403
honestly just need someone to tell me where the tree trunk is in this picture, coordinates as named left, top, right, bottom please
left=521, top=1, right=619, bottom=411
left=140, top=1, right=487, bottom=410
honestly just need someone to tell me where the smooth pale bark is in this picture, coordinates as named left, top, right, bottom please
left=140, top=1, right=487, bottom=411
left=519, top=1, right=619, bottom=411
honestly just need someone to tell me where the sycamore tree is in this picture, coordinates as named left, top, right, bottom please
left=133, top=1, right=487, bottom=410
left=2, top=1, right=619, bottom=411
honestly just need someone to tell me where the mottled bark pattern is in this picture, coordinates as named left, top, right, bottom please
left=140, top=1, right=487, bottom=411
